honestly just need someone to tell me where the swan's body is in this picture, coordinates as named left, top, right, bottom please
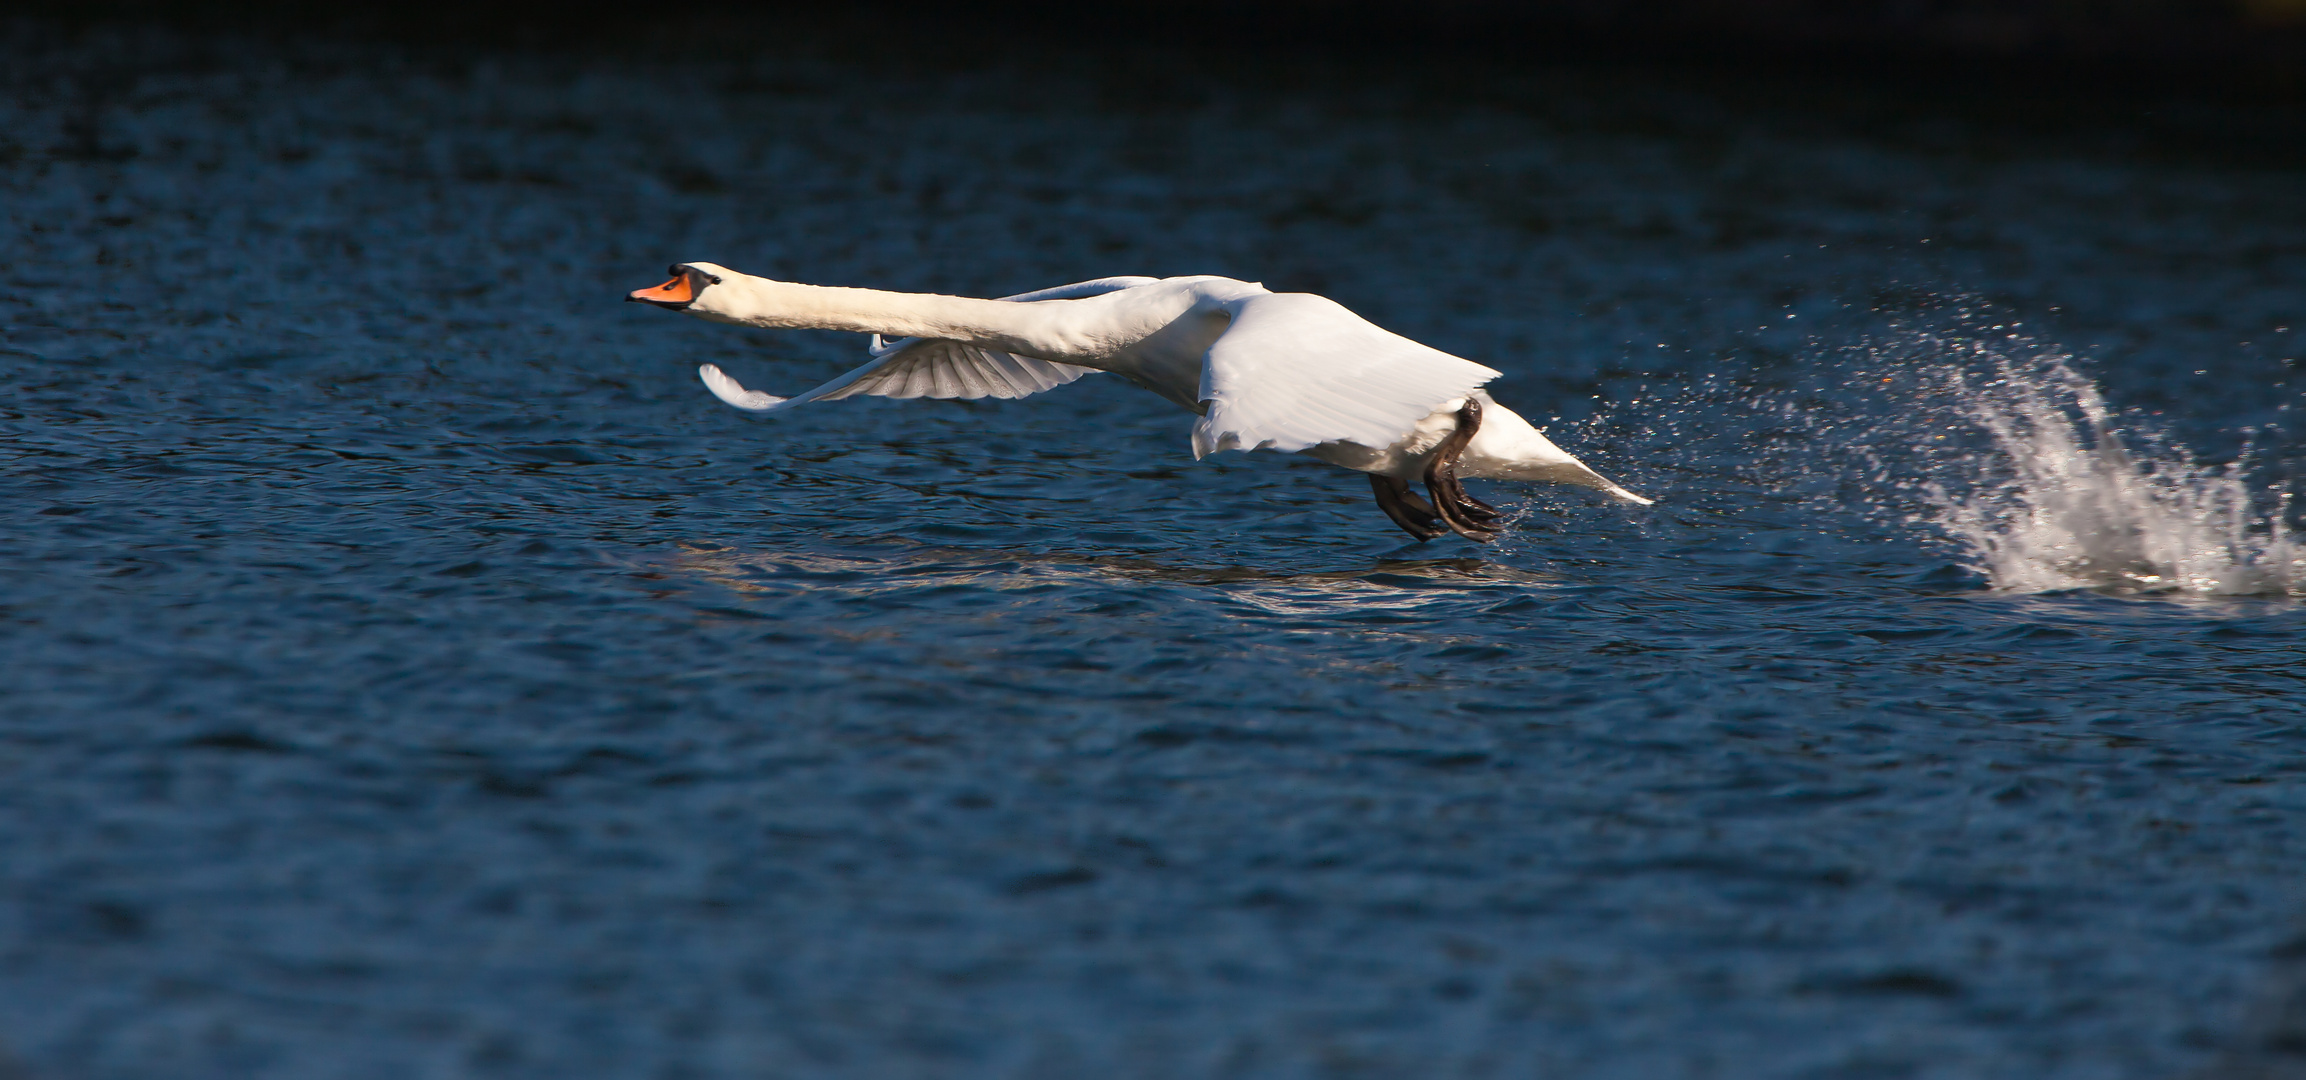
left=631, top=263, right=1648, bottom=540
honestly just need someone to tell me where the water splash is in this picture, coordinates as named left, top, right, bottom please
left=1839, top=326, right=2305, bottom=598
left=1912, top=353, right=2299, bottom=596
left=1581, top=310, right=2304, bottom=598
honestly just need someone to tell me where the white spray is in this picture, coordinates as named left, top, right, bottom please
left=1860, top=333, right=2303, bottom=597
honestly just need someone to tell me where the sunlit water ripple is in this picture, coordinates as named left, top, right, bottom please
left=2, top=20, right=2304, bottom=1080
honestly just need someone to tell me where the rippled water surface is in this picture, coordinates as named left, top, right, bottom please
left=4, top=20, right=2306, bottom=1079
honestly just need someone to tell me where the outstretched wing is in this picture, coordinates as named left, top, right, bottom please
left=697, top=276, right=1159, bottom=414
left=1191, top=293, right=1502, bottom=458
left=699, top=342, right=1094, bottom=413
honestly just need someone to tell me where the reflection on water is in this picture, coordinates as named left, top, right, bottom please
left=670, top=541, right=1561, bottom=620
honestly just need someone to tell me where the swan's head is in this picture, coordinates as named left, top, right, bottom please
left=626, top=262, right=729, bottom=312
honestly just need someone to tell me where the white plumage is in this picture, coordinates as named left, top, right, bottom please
left=703, top=339, right=1095, bottom=410
left=698, top=276, right=1155, bottom=412
left=633, top=263, right=1648, bottom=540
left=1191, top=291, right=1501, bottom=459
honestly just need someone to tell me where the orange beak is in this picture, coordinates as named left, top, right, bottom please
left=627, top=273, right=695, bottom=307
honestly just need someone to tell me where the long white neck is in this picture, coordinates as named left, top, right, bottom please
left=682, top=264, right=1113, bottom=359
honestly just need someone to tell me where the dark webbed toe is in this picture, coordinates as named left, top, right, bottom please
left=1370, top=473, right=1447, bottom=541
left=1421, top=398, right=1497, bottom=542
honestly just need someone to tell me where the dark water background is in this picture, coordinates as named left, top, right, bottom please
left=3, top=16, right=2305, bottom=1079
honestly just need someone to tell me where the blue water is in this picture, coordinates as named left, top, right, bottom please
left=4, top=20, right=2305, bottom=1079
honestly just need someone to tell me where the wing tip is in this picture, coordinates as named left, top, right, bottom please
left=698, top=364, right=789, bottom=411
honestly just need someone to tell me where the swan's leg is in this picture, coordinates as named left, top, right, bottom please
left=1423, top=399, right=1499, bottom=542
left=1396, top=481, right=1443, bottom=520
left=1369, top=474, right=1446, bottom=541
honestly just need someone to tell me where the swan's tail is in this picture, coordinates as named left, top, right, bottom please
left=1572, top=465, right=1653, bottom=506
left=1507, top=459, right=1654, bottom=506
left=1595, top=478, right=1654, bottom=506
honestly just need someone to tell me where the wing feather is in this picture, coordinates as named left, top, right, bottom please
left=697, top=276, right=1160, bottom=414
left=1190, top=293, right=1501, bottom=458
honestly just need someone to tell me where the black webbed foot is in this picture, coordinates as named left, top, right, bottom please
left=1421, top=398, right=1497, bottom=542
left=1370, top=473, right=1446, bottom=541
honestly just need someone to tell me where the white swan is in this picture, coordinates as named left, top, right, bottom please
left=629, top=263, right=1649, bottom=541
